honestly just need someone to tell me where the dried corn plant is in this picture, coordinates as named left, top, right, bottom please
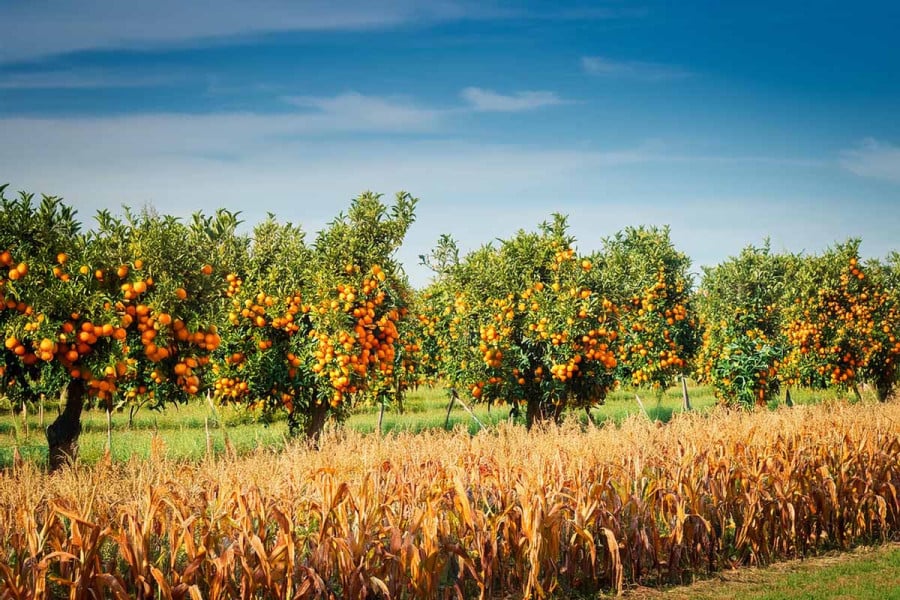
left=1, top=401, right=899, bottom=599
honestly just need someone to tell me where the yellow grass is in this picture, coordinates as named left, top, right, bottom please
left=1, top=401, right=899, bottom=598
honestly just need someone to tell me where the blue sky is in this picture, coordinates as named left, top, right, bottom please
left=1, top=1, right=898, bottom=286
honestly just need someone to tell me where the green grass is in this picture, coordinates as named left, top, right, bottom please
left=619, top=543, right=900, bottom=599
left=0, top=395, right=290, bottom=466
left=0, top=381, right=873, bottom=468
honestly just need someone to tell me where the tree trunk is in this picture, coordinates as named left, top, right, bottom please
left=304, top=401, right=329, bottom=445
left=552, top=401, right=565, bottom=424
left=875, top=377, right=893, bottom=403
left=46, top=379, right=86, bottom=471
left=785, top=387, right=793, bottom=407
left=444, top=391, right=456, bottom=429
left=394, top=385, right=404, bottom=415
left=525, top=398, right=541, bottom=430
left=106, top=408, right=112, bottom=452
left=377, top=395, right=386, bottom=435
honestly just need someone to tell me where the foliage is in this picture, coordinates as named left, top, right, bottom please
left=695, top=243, right=790, bottom=407
left=0, top=186, right=239, bottom=410
left=420, top=215, right=619, bottom=426
left=598, top=225, right=699, bottom=391
left=782, top=241, right=900, bottom=401
left=212, top=192, right=417, bottom=438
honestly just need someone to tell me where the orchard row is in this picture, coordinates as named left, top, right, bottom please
left=1, top=186, right=899, bottom=464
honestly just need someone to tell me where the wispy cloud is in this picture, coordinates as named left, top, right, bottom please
left=0, top=0, right=491, bottom=64
left=521, top=6, right=650, bottom=20
left=581, top=56, right=693, bottom=81
left=0, top=97, right=443, bottom=165
left=840, top=138, right=900, bottom=183
left=282, top=92, right=444, bottom=131
left=0, top=69, right=181, bottom=90
left=460, top=87, right=569, bottom=112
left=1, top=107, right=887, bottom=286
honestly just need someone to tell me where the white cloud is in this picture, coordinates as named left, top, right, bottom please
left=459, top=87, right=569, bottom=112
left=282, top=92, right=444, bottom=131
left=0, top=0, right=489, bottom=64
left=840, top=138, right=900, bottom=183
left=0, top=1, right=655, bottom=65
left=0, top=93, right=445, bottom=164
left=581, top=56, right=693, bottom=81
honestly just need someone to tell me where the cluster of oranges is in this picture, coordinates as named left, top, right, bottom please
left=0, top=250, right=28, bottom=282
left=230, top=292, right=308, bottom=334
left=216, top=264, right=402, bottom=409
left=618, top=272, right=690, bottom=388
left=217, top=291, right=310, bottom=403
left=313, top=268, right=400, bottom=406
left=2, top=255, right=223, bottom=401
left=783, top=257, right=900, bottom=388
left=224, top=272, right=243, bottom=298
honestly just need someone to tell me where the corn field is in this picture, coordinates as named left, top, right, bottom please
left=1, top=401, right=899, bottom=599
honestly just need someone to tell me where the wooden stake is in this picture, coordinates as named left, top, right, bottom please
left=452, top=389, right=485, bottom=430
left=681, top=376, right=692, bottom=412
left=635, top=394, right=650, bottom=419
left=378, top=396, right=386, bottom=435
left=205, top=416, right=212, bottom=458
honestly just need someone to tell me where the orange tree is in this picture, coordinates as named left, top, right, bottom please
left=0, top=185, right=241, bottom=468
left=420, top=215, right=619, bottom=428
left=212, top=192, right=417, bottom=440
left=371, top=284, right=425, bottom=415
left=695, top=243, right=790, bottom=407
left=781, top=241, right=900, bottom=401
left=596, top=226, right=698, bottom=392
left=1, top=189, right=81, bottom=413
